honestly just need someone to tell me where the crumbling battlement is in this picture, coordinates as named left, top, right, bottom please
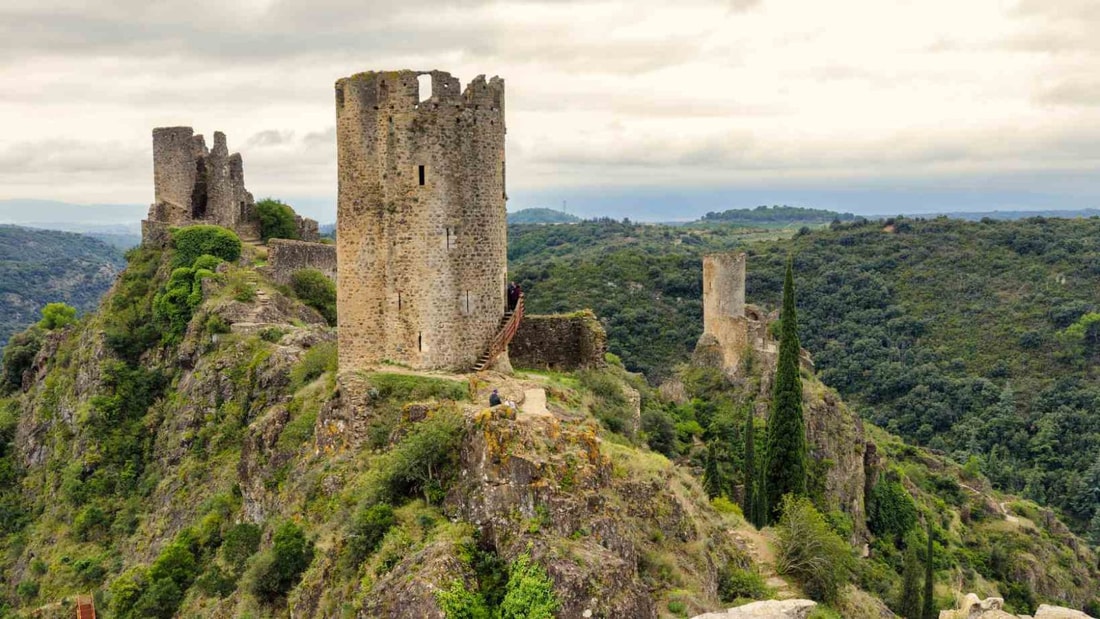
left=263, top=239, right=337, bottom=285
left=142, top=127, right=262, bottom=245
left=335, top=69, right=508, bottom=372
left=510, top=311, right=608, bottom=372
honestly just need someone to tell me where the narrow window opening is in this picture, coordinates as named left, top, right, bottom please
left=465, top=291, right=471, bottom=315
left=418, top=332, right=423, bottom=352
left=418, top=165, right=425, bottom=186
left=417, top=74, right=432, bottom=103
left=397, top=292, right=402, bottom=311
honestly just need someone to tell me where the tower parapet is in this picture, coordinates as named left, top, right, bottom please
left=335, top=69, right=508, bottom=371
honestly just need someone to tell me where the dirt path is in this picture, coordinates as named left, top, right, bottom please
left=732, top=526, right=797, bottom=599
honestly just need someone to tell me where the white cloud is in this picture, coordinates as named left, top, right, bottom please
left=0, top=0, right=1099, bottom=217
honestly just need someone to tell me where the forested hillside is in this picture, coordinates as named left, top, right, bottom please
left=696, top=205, right=857, bottom=227
left=509, top=216, right=1100, bottom=541
left=0, top=226, right=124, bottom=344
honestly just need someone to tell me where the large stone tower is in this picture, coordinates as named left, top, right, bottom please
left=335, top=70, right=508, bottom=371
left=142, top=127, right=262, bottom=244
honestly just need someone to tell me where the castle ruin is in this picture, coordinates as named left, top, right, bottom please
left=142, top=127, right=319, bottom=246
left=694, top=252, right=779, bottom=375
left=143, top=127, right=261, bottom=244
left=335, top=70, right=508, bottom=371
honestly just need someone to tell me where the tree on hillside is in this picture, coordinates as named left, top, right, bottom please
left=703, top=443, right=723, bottom=499
left=764, top=257, right=808, bottom=522
left=256, top=198, right=300, bottom=242
left=743, top=410, right=761, bottom=528
left=898, top=537, right=923, bottom=618
left=922, top=521, right=936, bottom=619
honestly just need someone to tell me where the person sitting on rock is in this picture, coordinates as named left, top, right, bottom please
left=489, top=389, right=502, bottom=407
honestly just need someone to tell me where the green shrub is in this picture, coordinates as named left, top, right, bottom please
left=245, top=521, right=314, bottom=603
left=775, top=495, right=854, bottom=604
left=152, top=265, right=211, bottom=343
left=16, top=580, right=38, bottom=600
left=256, top=198, right=300, bottom=242
left=577, top=369, right=634, bottom=437
left=222, top=523, right=262, bottom=573
left=1, top=327, right=42, bottom=393
left=73, top=505, right=111, bottom=542
left=374, top=409, right=466, bottom=504
left=289, top=341, right=337, bottom=391
left=259, top=327, right=287, bottom=343
left=437, top=579, right=492, bottom=619
left=718, top=564, right=771, bottom=602
left=38, top=302, right=77, bottom=330
left=171, top=225, right=241, bottom=267
left=369, top=373, right=469, bottom=403
left=290, top=269, right=336, bottom=325
left=867, top=479, right=918, bottom=541
left=347, top=503, right=397, bottom=567
left=191, top=254, right=224, bottom=271
left=499, top=553, right=559, bottom=619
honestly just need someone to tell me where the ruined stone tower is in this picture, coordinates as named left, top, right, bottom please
left=335, top=70, right=508, bottom=371
left=694, top=252, right=803, bottom=376
left=142, top=127, right=262, bottom=244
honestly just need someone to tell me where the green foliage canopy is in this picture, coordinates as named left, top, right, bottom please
left=256, top=198, right=300, bottom=242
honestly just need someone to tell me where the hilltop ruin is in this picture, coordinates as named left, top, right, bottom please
left=142, top=127, right=319, bottom=246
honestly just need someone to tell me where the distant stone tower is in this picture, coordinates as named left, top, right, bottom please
left=335, top=70, right=508, bottom=371
left=694, top=252, right=799, bottom=376
left=142, top=127, right=262, bottom=244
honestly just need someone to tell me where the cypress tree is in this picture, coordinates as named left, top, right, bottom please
left=742, top=410, right=758, bottom=527
left=898, top=538, right=923, bottom=618
left=922, top=521, right=936, bottom=619
left=764, top=257, right=808, bottom=522
left=703, top=443, right=722, bottom=498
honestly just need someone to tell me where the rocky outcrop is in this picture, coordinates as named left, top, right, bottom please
left=938, top=595, right=1096, bottom=619
left=1034, top=605, right=1095, bottom=619
left=692, top=599, right=818, bottom=619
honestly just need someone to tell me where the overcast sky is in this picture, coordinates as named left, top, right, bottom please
left=2, top=0, right=1099, bottom=222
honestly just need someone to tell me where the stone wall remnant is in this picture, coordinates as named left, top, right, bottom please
left=335, top=70, right=508, bottom=371
left=264, top=239, right=337, bottom=285
left=509, top=311, right=608, bottom=371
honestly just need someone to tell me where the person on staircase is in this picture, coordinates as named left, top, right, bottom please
left=507, top=281, right=522, bottom=312
left=508, top=281, right=521, bottom=312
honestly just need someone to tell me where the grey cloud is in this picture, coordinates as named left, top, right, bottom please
left=247, top=130, right=295, bottom=148
left=0, top=139, right=146, bottom=176
left=1036, top=80, right=1100, bottom=107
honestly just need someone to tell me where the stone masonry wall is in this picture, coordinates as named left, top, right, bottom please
left=265, top=239, right=337, bottom=285
left=143, top=127, right=261, bottom=244
left=510, top=311, right=608, bottom=371
left=335, top=70, right=508, bottom=371
left=699, top=252, right=750, bottom=373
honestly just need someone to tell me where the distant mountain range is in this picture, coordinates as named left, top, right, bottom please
left=0, top=199, right=146, bottom=231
